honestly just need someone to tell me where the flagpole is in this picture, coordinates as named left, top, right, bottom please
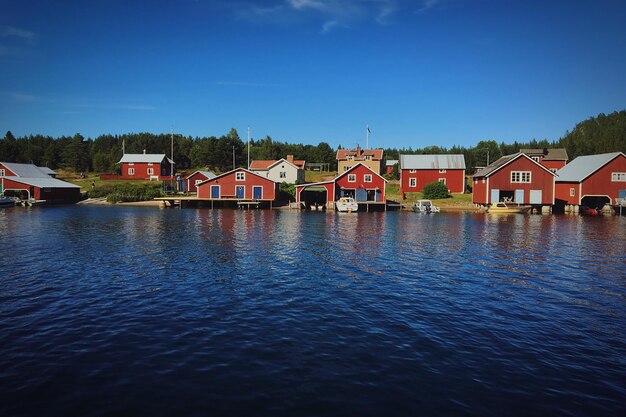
left=366, top=125, right=369, bottom=150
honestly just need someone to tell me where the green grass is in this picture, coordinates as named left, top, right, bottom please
left=304, top=170, right=337, bottom=183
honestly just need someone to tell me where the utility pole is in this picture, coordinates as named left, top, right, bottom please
left=366, top=125, right=370, bottom=150
left=170, top=128, right=174, bottom=179
left=233, top=145, right=235, bottom=170
left=247, top=126, right=250, bottom=169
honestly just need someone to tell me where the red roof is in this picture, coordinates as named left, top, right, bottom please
left=336, top=147, right=383, bottom=161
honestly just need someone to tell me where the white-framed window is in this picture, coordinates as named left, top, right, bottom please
left=439, top=169, right=446, bottom=173
left=364, top=174, right=372, bottom=183
left=550, top=168, right=557, bottom=173
left=279, top=171, right=286, bottom=178
left=128, top=162, right=134, bottom=166
left=511, top=171, right=531, bottom=183
left=236, top=172, right=245, bottom=181
left=348, top=174, right=356, bottom=182
left=365, top=155, right=371, bottom=161
left=343, top=166, right=349, bottom=172
left=195, top=179, right=203, bottom=185
left=409, top=169, right=416, bottom=173
left=148, top=163, right=153, bottom=166
left=0, top=169, right=5, bottom=177
left=532, top=156, right=540, bottom=162
left=128, top=168, right=135, bottom=175
left=439, top=178, right=446, bottom=185
left=611, top=172, right=626, bottom=182
left=147, top=168, right=154, bottom=175
left=409, top=178, right=416, bottom=187
left=347, top=156, right=353, bottom=161
left=570, top=188, right=575, bottom=197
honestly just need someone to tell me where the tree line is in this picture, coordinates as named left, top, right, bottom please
left=1, top=110, right=624, bottom=173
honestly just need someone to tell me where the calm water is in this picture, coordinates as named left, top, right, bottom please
left=1, top=206, right=625, bottom=417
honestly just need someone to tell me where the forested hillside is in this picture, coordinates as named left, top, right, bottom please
left=0, top=111, right=624, bottom=173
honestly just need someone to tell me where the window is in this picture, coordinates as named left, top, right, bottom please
left=439, top=169, right=447, bottom=173
left=570, top=188, right=575, bottom=197
left=236, top=172, right=245, bottom=181
left=128, top=162, right=134, bottom=166
left=343, top=166, right=349, bottom=172
left=409, top=178, right=416, bottom=187
left=511, top=171, right=531, bottom=183
left=439, top=178, right=446, bottom=185
left=611, top=172, right=626, bottom=182
left=148, top=163, right=153, bottom=166
left=364, top=174, right=372, bottom=183
left=365, top=155, right=371, bottom=161
left=128, top=168, right=135, bottom=175
left=195, top=179, right=203, bottom=185
left=531, top=156, right=540, bottom=162
left=0, top=169, right=5, bottom=177
left=348, top=174, right=356, bottom=182
left=409, top=169, right=416, bottom=173
left=279, top=171, right=286, bottom=178
left=147, top=168, right=154, bottom=175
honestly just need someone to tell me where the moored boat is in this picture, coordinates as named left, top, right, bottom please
left=0, top=197, right=16, bottom=208
left=412, top=199, right=440, bottom=213
left=336, top=197, right=358, bottom=212
left=487, top=202, right=531, bottom=214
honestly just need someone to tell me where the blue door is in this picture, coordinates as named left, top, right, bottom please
left=375, top=190, right=381, bottom=202
left=356, top=189, right=367, bottom=202
left=619, top=190, right=626, bottom=199
left=514, top=189, right=524, bottom=204
left=490, top=189, right=500, bottom=203
left=211, top=185, right=220, bottom=198
left=236, top=186, right=245, bottom=199
left=253, top=186, right=262, bottom=199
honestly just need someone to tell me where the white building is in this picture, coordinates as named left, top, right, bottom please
left=249, top=155, right=305, bottom=184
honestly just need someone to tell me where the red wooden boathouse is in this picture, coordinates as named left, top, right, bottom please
left=399, top=154, right=466, bottom=196
left=196, top=168, right=279, bottom=201
left=186, top=170, right=216, bottom=193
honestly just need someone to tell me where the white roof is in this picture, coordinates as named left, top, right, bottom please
left=386, top=160, right=399, bottom=166
left=37, top=166, right=57, bottom=175
left=1, top=162, right=50, bottom=178
left=118, top=154, right=175, bottom=164
left=555, top=152, right=624, bottom=182
left=186, top=170, right=216, bottom=180
left=400, top=154, right=466, bottom=170
left=3, top=176, right=81, bottom=188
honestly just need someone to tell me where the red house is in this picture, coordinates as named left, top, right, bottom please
left=186, top=170, right=216, bottom=193
left=196, top=168, right=279, bottom=201
left=399, top=154, right=466, bottom=196
left=472, top=153, right=556, bottom=208
left=1, top=162, right=81, bottom=202
left=520, top=148, right=569, bottom=171
left=555, top=152, right=626, bottom=208
left=118, top=153, right=175, bottom=180
left=295, top=163, right=387, bottom=210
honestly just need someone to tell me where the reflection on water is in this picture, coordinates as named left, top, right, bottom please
left=0, top=206, right=625, bottom=417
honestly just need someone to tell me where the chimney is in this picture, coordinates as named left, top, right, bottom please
left=286, top=155, right=294, bottom=163
left=543, top=148, right=548, bottom=156
left=356, top=145, right=361, bottom=156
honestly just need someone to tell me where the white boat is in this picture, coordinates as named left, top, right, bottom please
left=335, top=197, right=359, bottom=212
left=412, top=199, right=440, bottom=213
left=486, top=202, right=531, bottom=214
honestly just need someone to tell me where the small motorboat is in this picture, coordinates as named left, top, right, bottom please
left=335, top=197, right=359, bottom=212
left=579, top=205, right=598, bottom=215
left=0, top=197, right=16, bottom=208
left=412, top=199, right=440, bottom=213
left=487, top=202, right=531, bottom=214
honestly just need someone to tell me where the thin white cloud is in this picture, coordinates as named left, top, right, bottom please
left=115, top=104, right=157, bottom=111
left=415, top=0, right=441, bottom=15
left=1, top=26, right=35, bottom=40
left=8, top=92, right=54, bottom=103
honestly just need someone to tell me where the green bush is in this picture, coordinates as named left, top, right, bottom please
left=87, top=183, right=163, bottom=203
left=278, top=182, right=296, bottom=201
left=423, top=181, right=450, bottom=199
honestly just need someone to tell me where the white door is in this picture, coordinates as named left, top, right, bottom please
left=530, top=190, right=542, bottom=204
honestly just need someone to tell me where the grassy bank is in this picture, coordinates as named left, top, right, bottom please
left=61, top=172, right=164, bottom=203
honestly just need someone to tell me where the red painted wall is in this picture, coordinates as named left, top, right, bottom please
left=0, top=163, right=17, bottom=177
left=186, top=172, right=209, bottom=193
left=197, top=169, right=278, bottom=200
left=472, top=178, right=487, bottom=204
left=400, top=169, right=465, bottom=193
left=2, top=178, right=80, bottom=201
left=120, top=162, right=172, bottom=180
left=296, top=182, right=334, bottom=203
left=542, top=160, right=566, bottom=171
left=581, top=154, right=626, bottom=204
left=335, top=164, right=386, bottom=201
left=485, top=157, right=554, bottom=204
left=555, top=182, right=579, bottom=205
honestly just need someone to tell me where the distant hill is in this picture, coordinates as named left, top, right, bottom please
left=558, top=110, right=626, bottom=159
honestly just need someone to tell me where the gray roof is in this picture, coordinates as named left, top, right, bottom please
left=37, top=166, right=57, bottom=175
left=118, top=154, right=175, bottom=164
left=555, top=152, right=624, bottom=182
left=386, top=159, right=399, bottom=166
left=186, top=170, right=216, bottom=180
left=400, top=154, right=466, bottom=170
left=1, top=162, right=50, bottom=178
left=3, top=176, right=80, bottom=188
left=520, top=148, right=569, bottom=161
left=473, top=152, right=557, bottom=178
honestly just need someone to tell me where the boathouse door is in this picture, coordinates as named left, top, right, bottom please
left=236, top=186, right=245, bottom=199
left=515, top=190, right=524, bottom=204
left=490, top=189, right=500, bottom=203
left=356, top=189, right=367, bottom=202
left=530, top=190, right=542, bottom=204
left=253, top=186, right=262, bottom=199
left=211, top=185, right=220, bottom=199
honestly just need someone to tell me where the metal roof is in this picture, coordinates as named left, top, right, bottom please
left=472, top=152, right=557, bottom=178
left=399, top=154, right=466, bottom=170
left=555, top=152, right=624, bottom=182
left=386, top=160, right=398, bottom=166
left=37, top=166, right=57, bottom=175
left=1, top=162, right=50, bottom=178
left=520, top=148, right=569, bottom=161
left=118, top=154, right=175, bottom=164
left=3, top=176, right=81, bottom=188
left=186, top=170, right=216, bottom=180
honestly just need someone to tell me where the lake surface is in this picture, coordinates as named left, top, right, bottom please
left=1, top=206, right=625, bottom=417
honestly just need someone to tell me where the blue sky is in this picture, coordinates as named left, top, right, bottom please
left=1, top=0, right=625, bottom=149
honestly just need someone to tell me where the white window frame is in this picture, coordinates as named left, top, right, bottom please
left=570, top=188, right=575, bottom=197
left=348, top=174, right=356, bottom=183
left=279, top=171, right=287, bottom=179
left=409, top=178, right=416, bottom=188
left=128, top=168, right=135, bottom=175
left=147, top=168, right=154, bottom=175
left=439, top=178, right=446, bottom=185
left=195, top=179, right=203, bottom=186
left=364, top=174, right=372, bottom=183
left=236, top=171, right=245, bottom=181
left=343, top=166, right=349, bottom=172
left=128, top=162, right=134, bottom=166
left=409, top=169, right=416, bottom=173
left=439, top=169, right=446, bottom=173
left=611, top=172, right=626, bottom=182
left=0, top=169, right=5, bottom=177
left=531, top=156, right=540, bottom=162
left=147, top=163, right=153, bottom=166
left=511, top=171, right=531, bottom=183
left=365, top=155, right=371, bottom=161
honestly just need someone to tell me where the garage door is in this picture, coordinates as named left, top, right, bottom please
left=530, top=190, right=542, bottom=204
